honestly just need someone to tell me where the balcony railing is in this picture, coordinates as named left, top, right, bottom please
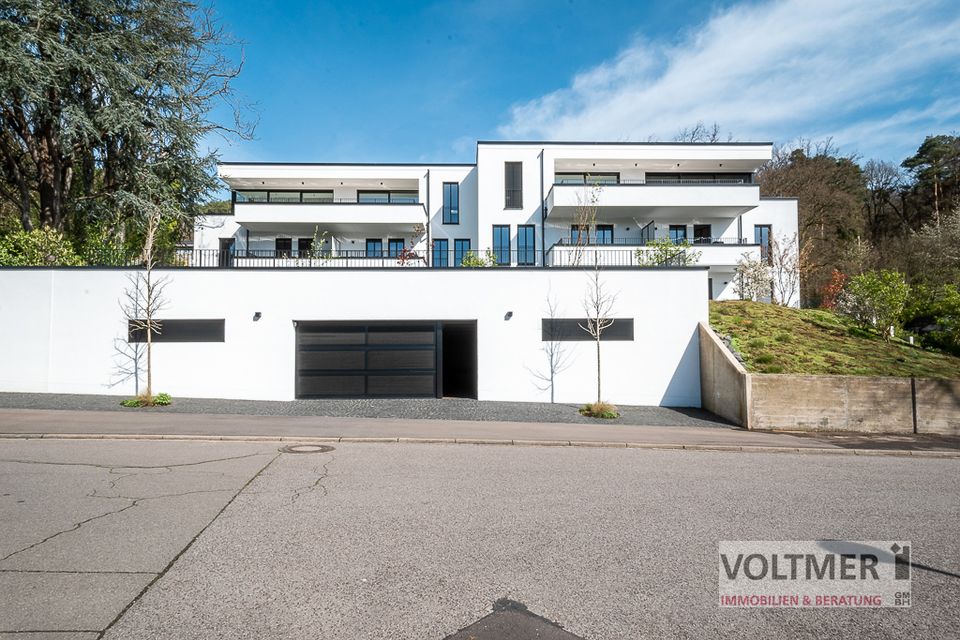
left=233, top=191, right=420, bottom=205
left=71, top=247, right=716, bottom=269
left=552, top=236, right=751, bottom=247
left=552, top=177, right=752, bottom=186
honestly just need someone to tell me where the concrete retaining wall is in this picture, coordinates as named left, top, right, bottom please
left=915, top=378, right=960, bottom=436
left=698, top=323, right=749, bottom=426
left=699, top=323, right=960, bottom=435
left=748, top=374, right=916, bottom=433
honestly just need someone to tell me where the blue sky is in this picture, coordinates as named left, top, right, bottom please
left=210, top=0, right=960, bottom=165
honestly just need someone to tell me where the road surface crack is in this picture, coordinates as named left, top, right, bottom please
left=96, top=452, right=282, bottom=639
left=0, top=452, right=268, bottom=471
left=0, top=499, right=139, bottom=564
left=290, top=454, right=335, bottom=504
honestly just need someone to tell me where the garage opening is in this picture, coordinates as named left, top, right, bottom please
left=295, top=320, right=477, bottom=399
left=440, top=321, right=477, bottom=399
left=296, top=322, right=438, bottom=398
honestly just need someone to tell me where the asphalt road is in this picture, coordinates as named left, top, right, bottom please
left=1, top=439, right=957, bottom=639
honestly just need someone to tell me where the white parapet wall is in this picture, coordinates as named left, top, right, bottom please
left=0, top=267, right=708, bottom=406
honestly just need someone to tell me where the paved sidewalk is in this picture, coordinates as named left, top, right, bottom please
left=0, top=392, right=731, bottom=428
left=1, top=407, right=958, bottom=455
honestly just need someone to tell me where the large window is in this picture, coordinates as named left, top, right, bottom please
left=645, top=173, right=753, bottom=184
left=275, top=237, right=292, bottom=257
left=595, top=224, right=613, bottom=245
left=755, top=224, right=772, bottom=261
left=504, top=162, right=523, bottom=209
left=694, top=224, right=713, bottom=244
left=388, top=238, right=405, bottom=258
left=366, top=239, right=383, bottom=257
left=554, top=173, right=619, bottom=185
left=433, top=239, right=449, bottom=267
left=517, top=225, right=536, bottom=265
left=492, top=225, right=511, bottom=265
left=357, top=191, right=419, bottom=204
left=234, top=190, right=333, bottom=204
left=669, top=225, right=688, bottom=244
left=454, top=239, right=471, bottom=267
left=443, top=182, right=459, bottom=224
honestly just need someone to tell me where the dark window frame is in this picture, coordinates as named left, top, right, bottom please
left=357, top=190, right=420, bottom=204
left=595, top=224, right=613, bottom=245
left=454, top=238, right=471, bottom=267
left=365, top=238, right=383, bottom=257
left=517, top=225, right=536, bottom=265
left=541, top=318, right=634, bottom=342
left=297, top=238, right=313, bottom=258
left=275, top=237, right=292, bottom=257
left=387, top=238, right=405, bottom=258
left=442, top=182, right=460, bottom=224
left=668, top=225, right=688, bottom=244
left=755, top=224, right=773, bottom=261
left=693, top=224, right=713, bottom=244
left=432, top=238, right=449, bottom=268
left=128, top=319, right=225, bottom=343
left=504, top=162, right=523, bottom=209
left=492, top=225, right=511, bottom=265
left=554, top=172, right=620, bottom=185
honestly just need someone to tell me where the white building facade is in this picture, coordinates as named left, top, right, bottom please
left=201, top=141, right=799, bottom=305
left=0, top=141, right=798, bottom=407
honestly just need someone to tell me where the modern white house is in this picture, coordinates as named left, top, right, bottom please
left=197, top=141, right=798, bottom=305
left=0, top=141, right=798, bottom=407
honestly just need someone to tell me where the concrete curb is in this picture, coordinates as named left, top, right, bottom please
left=0, top=432, right=957, bottom=458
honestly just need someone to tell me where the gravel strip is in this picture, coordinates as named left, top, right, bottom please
left=0, top=392, right=733, bottom=428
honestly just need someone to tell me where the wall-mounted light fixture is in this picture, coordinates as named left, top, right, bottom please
left=253, top=312, right=262, bottom=322
left=504, top=311, right=513, bottom=321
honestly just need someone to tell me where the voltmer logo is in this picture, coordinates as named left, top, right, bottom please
left=718, top=541, right=911, bottom=608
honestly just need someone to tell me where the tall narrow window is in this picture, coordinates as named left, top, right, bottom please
left=754, top=224, right=772, bottom=261
left=669, top=225, right=687, bottom=244
left=443, top=182, right=459, bottom=224
left=365, top=239, right=383, bottom=257
left=433, top=239, right=449, bottom=267
left=454, top=239, right=471, bottom=267
left=388, top=238, right=404, bottom=258
left=275, top=237, right=292, bottom=258
left=517, top=225, right=535, bottom=265
left=504, top=162, right=523, bottom=209
left=492, top=225, right=511, bottom=265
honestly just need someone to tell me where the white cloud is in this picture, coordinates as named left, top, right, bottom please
left=498, top=0, right=960, bottom=159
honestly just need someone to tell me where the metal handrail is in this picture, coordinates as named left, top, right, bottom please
left=552, top=178, right=752, bottom=186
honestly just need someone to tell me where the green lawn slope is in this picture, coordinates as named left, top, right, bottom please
left=709, top=300, right=960, bottom=379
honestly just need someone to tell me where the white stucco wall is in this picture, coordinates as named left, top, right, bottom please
left=0, top=267, right=707, bottom=406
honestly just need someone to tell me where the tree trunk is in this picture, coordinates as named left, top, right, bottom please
left=596, top=335, right=601, bottom=404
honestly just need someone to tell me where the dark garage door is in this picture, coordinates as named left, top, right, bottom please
left=295, top=322, right=438, bottom=398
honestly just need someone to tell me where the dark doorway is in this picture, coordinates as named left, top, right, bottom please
left=441, top=321, right=477, bottom=399
left=694, top=224, right=712, bottom=244
left=218, top=238, right=235, bottom=267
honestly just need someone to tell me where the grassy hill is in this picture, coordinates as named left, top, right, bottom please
left=709, top=300, right=960, bottom=379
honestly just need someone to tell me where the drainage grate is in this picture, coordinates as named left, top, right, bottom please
left=279, top=444, right=335, bottom=454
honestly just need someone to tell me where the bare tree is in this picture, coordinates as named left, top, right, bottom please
left=768, top=233, right=811, bottom=306
left=674, top=121, right=732, bottom=143
left=580, top=267, right=618, bottom=405
left=528, top=288, right=574, bottom=402
left=119, top=211, right=170, bottom=403
left=734, top=255, right=772, bottom=302
left=572, top=183, right=601, bottom=266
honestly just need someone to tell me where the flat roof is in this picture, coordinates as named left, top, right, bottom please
left=476, top=140, right=773, bottom=146
left=218, top=161, right=476, bottom=167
